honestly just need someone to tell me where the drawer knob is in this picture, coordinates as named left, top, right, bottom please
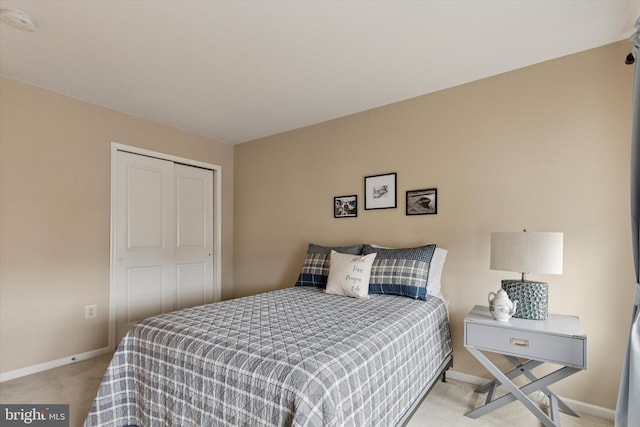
left=510, top=337, right=530, bottom=348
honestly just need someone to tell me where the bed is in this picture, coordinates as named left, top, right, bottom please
left=85, top=243, right=453, bottom=427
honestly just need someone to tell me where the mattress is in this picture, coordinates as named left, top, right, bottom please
left=85, top=286, right=452, bottom=427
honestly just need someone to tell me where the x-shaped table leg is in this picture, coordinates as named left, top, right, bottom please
left=474, top=356, right=579, bottom=417
left=504, top=355, right=579, bottom=417
left=465, top=348, right=580, bottom=427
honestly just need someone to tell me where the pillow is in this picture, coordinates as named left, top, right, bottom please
left=428, top=248, right=448, bottom=301
left=294, top=243, right=364, bottom=288
left=367, top=244, right=447, bottom=301
left=362, top=244, right=437, bottom=300
left=325, top=250, right=377, bottom=299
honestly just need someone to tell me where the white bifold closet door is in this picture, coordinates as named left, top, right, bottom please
left=114, top=151, right=214, bottom=343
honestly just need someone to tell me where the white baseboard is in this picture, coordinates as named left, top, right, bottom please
left=446, top=369, right=615, bottom=422
left=0, top=346, right=112, bottom=383
left=559, top=396, right=616, bottom=422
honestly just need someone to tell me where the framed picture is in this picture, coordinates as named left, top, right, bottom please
left=334, top=195, right=358, bottom=218
left=364, top=172, right=397, bottom=210
left=406, top=188, right=437, bottom=215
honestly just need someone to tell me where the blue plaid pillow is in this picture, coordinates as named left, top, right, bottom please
left=294, top=243, right=364, bottom=288
left=362, top=244, right=436, bottom=300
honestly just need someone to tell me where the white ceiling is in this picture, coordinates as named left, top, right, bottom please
left=0, top=1, right=638, bottom=145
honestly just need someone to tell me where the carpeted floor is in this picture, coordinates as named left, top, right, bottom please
left=0, top=353, right=113, bottom=427
left=407, top=376, right=612, bottom=427
left=0, top=353, right=613, bottom=427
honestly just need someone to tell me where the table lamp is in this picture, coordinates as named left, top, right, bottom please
left=490, top=230, right=563, bottom=320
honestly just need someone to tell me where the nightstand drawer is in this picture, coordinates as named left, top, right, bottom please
left=465, top=322, right=586, bottom=368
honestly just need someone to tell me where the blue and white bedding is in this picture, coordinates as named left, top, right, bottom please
left=85, top=286, right=452, bottom=427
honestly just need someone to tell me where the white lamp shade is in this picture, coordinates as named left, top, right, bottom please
left=490, top=231, right=563, bottom=275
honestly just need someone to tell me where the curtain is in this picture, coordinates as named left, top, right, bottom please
left=616, top=17, right=640, bottom=427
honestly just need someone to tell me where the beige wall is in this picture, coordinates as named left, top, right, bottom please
left=0, top=40, right=633, bottom=410
left=0, top=77, right=234, bottom=373
left=234, top=41, right=635, bottom=410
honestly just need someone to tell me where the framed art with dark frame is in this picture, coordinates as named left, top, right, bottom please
left=334, top=195, right=358, bottom=218
left=364, top=172, right=397, bottom=210
left=406, top=188, right=437, bottom=215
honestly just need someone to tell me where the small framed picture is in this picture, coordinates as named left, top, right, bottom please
left=406, top=188, right=437, bottom=215
left=334, top=195, right=358, bottom=218
left=365, top=173, right=397, bottom=210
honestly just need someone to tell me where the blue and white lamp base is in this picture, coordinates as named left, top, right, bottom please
left=501, top=280, right=548, bottom=320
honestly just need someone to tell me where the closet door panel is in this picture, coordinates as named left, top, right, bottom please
left=176, top=263, right=206, bottom=310
left=174, top=164, right=214, bottom=308
left=115, top=151, right=175, bottom=342
left=176, top=174, right=206, bottom=247
left=126, top=266, right=164, bottom=322
left=127, top=166, right=165, bottom=249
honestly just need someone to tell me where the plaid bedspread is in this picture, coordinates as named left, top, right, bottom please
left=85, top=287, right=452, bottom=427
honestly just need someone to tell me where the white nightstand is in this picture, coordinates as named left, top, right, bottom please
left=464, top=305, right=587, bottom=427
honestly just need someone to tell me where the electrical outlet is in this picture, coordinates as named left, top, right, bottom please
left=85, top=304, right=97, bottom=319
